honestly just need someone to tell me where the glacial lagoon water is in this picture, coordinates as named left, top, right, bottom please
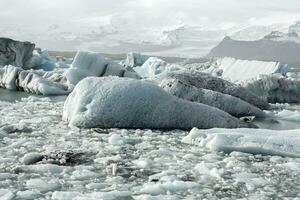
left=1, top=89, right=300, bottom=199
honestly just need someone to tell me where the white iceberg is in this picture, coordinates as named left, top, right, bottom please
left=0, top=65, right=21, bottom=90
left=133, top=57, right=184, bottom=78
left=0, top=65, right=69, bottom=95
left=214, top=57, right=290, bottom=82
left=65, top=51, right=140, bottom=88
left=242, top=73, right=300, bottom=103
left=182, top=127, right=300, bottom=157
left=122, top=52, right=146, bottom=68
left=63, top=76, right=253, bottom=129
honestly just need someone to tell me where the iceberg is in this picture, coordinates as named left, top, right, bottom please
left=182, top=127, right=300, bottom=157
left=133, top=57, right=184, bottom=78
left=242, top=73, right=300, bottom=103
left=30, top=48, right=55, bottom=71
left=65, top=51, right=140, bottom=88
left=122, top=52, right=146, bottom=68
left=0, top=65, right=69, bottom=95
left=161, top=77, right=266, bottom=118
left=63, top=77, right=254, bottom=129
left=0, top=38, right=35, bottom=70
left=160, top=71, right=270, bottom=110
left=214, top=57, right=289, bottom=82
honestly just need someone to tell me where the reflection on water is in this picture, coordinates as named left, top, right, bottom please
left=0, top=88, right=67, bottom=102
left=0, top=88, right=32, bottom=102
left=254, top=117, right=300, bottom=130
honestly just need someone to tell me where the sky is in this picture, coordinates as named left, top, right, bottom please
left=1, top=0, right=300, bottom=56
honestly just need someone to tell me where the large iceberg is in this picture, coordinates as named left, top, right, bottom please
left=159, top=71, right=270, bottom=110
left=0, top=65, right=69, bottom=95
left=214, top=57, right=289, bottom=82
left=0, top=38, right=35, bottom=69
left=242, top=73, right=300, bottom=103
left=182, top=127, right=300, bottom=157
left=63, top=77, right=253, bottom=129
left=161, top=77, right=266, bottom=118
left=65, top=51, right=140, bottom=88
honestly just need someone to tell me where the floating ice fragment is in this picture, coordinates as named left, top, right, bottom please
left=182, top=127, right=300, bottom=157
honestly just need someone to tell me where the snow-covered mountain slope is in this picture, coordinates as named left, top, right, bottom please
left=207, top=36, right=300, bottom=67
left=2, top=21, right=299, bottom=58
left=230, top=24, right=289, bottom=41
left=289, top=21, right=300, bottom=35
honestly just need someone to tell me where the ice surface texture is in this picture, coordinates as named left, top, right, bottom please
left=159, top=71, right=270, bottom=110
left=183, top=127, right=300, bottom=157
left=63, top=76, right=252, bottom=129
left=243, top=73, right=300, bottom=103
left=65, top=51, right=140, bottom=87
left=161, top=77, right=266, bottom=118
left=0, top=38, right=35, bottom=69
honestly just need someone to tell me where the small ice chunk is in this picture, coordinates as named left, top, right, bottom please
left=140, top=181, right=199, bottom=195
left=21, top=153, right=44, bottom=165
left=52, top=191, right=82, bottom=200
left=16, top=190, right=41, bottom=200
left=133, top=158, right=153, bottom=169
left=26, top=179, right=60, bottom=193
left=108, top=134, right=125, bottom=145
left=0, top=189, right=14, bottom=200
left=71, top=169, right=99, bottom=180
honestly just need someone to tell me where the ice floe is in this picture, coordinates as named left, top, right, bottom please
left=182, top=127, right=300, bottom=157
left=63, top=76, right=252, bottom=129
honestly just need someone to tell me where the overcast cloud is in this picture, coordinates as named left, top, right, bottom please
left=1, top=0, right=300, bottom=28
left=1, top=0, right=300, bottom=55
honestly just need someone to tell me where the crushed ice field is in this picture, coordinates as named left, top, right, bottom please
left=1, top=89, right=300, bottom=200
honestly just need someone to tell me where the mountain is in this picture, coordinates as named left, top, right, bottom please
left=207, top=27, right=300, bottom=67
